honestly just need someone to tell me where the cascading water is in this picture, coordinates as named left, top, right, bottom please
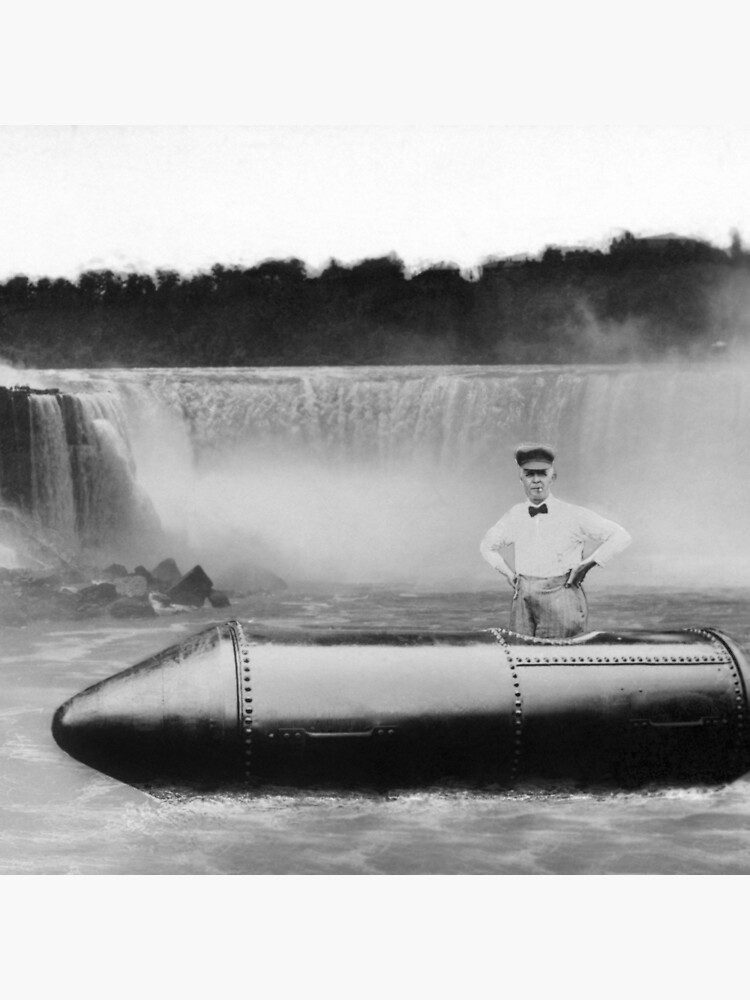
left=1, top=364, right=747, bottom=588
left=0, top=383, right=161, bottom=568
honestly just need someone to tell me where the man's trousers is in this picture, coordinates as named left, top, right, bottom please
left=509, top=573, right=588, bottom=638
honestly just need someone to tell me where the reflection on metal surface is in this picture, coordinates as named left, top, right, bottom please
left=51, top=621, right=750, bottom=791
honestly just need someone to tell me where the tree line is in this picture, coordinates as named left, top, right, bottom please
left=0, top=231, right=748, bottom=367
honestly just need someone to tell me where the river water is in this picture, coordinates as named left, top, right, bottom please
left=4, top=585, right=750, bottom=875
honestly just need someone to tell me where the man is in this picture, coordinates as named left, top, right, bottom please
left=480, top=443, right=631, bottom=638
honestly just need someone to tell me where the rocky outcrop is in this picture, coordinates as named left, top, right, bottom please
left=0, top=552, right=297, bottom=624
left=114, top=574, right=148, bottom=598
left=208, top=589, right=231, bottom=608
left=133, top=565, right=154, bottom=586
left=77, top=582, right=118, bottom=605
left=101, top=563, right=129, bottom=580
left=167, top=565, right=213, bottom=607
left=151, top=558, right=182, bottom=589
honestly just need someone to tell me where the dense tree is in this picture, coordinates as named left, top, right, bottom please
left=0, top=234, right=748, bottom=367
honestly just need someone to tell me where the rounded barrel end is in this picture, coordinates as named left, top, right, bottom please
left=50, top=623, right=244, bottom=787
left=51, top=700, right=73, bottom=753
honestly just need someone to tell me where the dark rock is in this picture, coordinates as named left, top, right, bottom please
left=208, top=589, right=231, bottom=608
left=101, top=563, right=129, bottom=580
left=109, top=597, right=157, bottom=619
left=151, top=558, right=182, bottom=589
left=167, top=565, right=213, bottom=607
left=76, top=582, right=118, bottom=605
left=134, top=565, right=154, bottom=585
left=114, top=574, right=148, bottom=598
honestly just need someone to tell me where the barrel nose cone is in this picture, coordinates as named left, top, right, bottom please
left=51, top=691, right=114, bottom=769
left=50, top=623, right=243, bottom=787
left=51, top=682, right=149, bottom=783
left=51, top=700, right=75, bottom=754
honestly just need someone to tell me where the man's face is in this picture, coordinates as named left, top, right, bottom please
left=519, top=464, right=555, bottom=503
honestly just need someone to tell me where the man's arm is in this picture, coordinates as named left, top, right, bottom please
left=587, top=522, right=632, bottom=567
left=567, top=511, right=631, bottom=587
left=480, top=519, right=517, bottom=588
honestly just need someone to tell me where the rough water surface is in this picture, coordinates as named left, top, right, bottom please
left=2, top=585, right=750, bottom=875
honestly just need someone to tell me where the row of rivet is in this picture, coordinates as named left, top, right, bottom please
left=688, top=628, right=746, bottom=756
left=511, top=654, right=727, bottom=665
left=489, top=626, right=733, bottom=657
left=231, top=621, right=254, bottom=779
left=490, top=628, right=523, bottom=785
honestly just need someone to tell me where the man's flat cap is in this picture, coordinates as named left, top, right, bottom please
left=515, top=443, right=555, bottom=468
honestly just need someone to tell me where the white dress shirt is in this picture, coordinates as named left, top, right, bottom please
left=480, top=493, right=631, bottom=577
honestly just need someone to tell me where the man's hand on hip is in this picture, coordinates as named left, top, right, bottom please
left=566, top=559, right=597, bottom=588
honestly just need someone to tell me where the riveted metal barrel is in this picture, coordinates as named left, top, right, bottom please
left=51, top=621, right=750, bottom=790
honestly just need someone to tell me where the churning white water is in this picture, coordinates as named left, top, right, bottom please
left=4, top=364, right=749, bottom=588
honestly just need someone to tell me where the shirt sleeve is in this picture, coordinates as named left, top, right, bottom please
left=480, top=513, right=515, bottom=569
left=577, top=508, right=631, bottom=566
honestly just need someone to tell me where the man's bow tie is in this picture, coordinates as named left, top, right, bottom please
left=528, top=504, right=548, bottom=517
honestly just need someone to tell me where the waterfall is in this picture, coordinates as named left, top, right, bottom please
left=0, top=384, right=161, bottom=568
left=1, top=364, right=747, bottom=587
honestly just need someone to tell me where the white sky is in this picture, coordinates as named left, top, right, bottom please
left=2, top=125, right=749, bottom=280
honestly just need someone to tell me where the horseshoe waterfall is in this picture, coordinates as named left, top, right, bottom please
left=0, top=364, right=746, bottom=589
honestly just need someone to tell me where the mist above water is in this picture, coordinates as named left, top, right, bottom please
left=4, top=363, right=741, bottom=591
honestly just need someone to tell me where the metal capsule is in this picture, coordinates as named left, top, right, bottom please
left=51, top=621, right=750, bottom=790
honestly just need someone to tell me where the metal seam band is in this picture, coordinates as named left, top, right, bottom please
left=489, top=626, right=742, bottom=784
left=228, top=620, right=253, bottom=779
left=490, top=627, right=523, bottom=786
left=511, top=654, right=726, bottom=665
left=688, top=627, right=746, bottom=758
